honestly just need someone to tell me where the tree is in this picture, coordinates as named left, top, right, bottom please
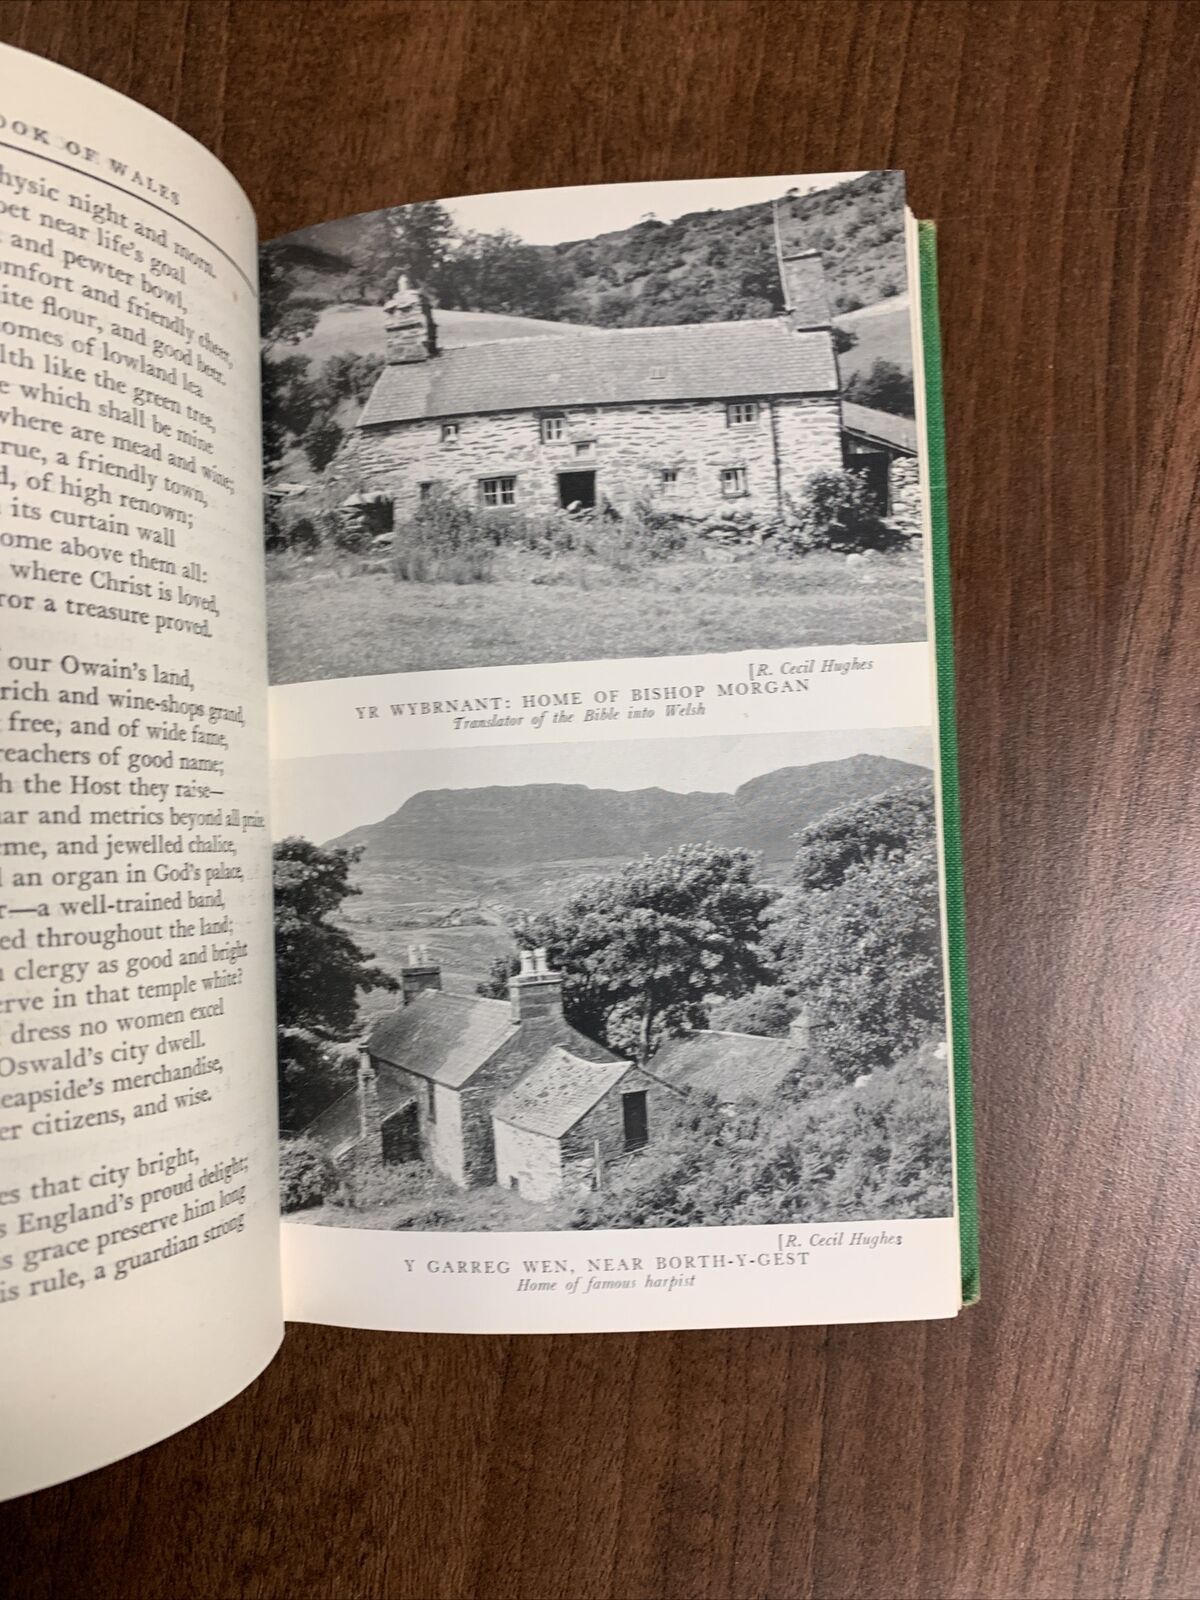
left=766, top=781, right=943, bottom=1078
left=273, top=837, right=396, bottom=1129
left=843, top=357, right=915, bottom=417
left=259, top=238, right=350, bottom=348
left=791, top=777, right=935, bottom=890
left=517, top=844, right=775, bottom=1065
left=261, top=354, right=316, bottom=470
left=393, top=200, right=456, bottom=291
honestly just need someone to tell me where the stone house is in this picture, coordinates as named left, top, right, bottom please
left=333, top=210, right=853, bottom=525
left=302, top=945, right=811, bottom=1204
left=303, top=947, right=672, bottom=1201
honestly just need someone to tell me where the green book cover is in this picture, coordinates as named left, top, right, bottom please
left=920, top=221, right=981, bottom=1306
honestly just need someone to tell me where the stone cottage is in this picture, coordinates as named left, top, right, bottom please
left=303, top=947, right=673, bottom=1201
left=335, top=211, right=849, bottom=523
left=302, top=945, right=811, bottom=1203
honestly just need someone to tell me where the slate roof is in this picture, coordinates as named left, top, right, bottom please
left=491, top=1047, right=631, bottom=1139
left=301, top=1063, right=417, bottom=1161
left=365, top=990, right=515, bottom=1088
left=841, top=401, right=917, bottom=455
left=652, top=1029, right=798, bottom=1103
left=358, top=320, right=839, bottom=427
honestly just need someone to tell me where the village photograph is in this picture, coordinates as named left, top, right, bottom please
left=273, top=727, right=954, bottom=1232
left=262, top=172, right=926, bottom=685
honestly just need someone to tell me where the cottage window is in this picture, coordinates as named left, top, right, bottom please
left=440, top=421, right=460, bottom=444
left=418, top=481, right=434, bottom=501
left=574, top=440, right=595, bottom=457
left=425, top=1080, right=437, bottom=1123
left=660, top=468, right=679, bottom=490
left=726, top=401, right=759, bottom=427
left=480, top=475, right=517, bottom=508
left=622, top=1090, right=649, bottom=1151
left=721, top=466, right=749, bottom=497
left=541, top=414, right=566, bottom=443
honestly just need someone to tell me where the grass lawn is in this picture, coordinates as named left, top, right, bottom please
left=267, top=547, right=927, bottom=683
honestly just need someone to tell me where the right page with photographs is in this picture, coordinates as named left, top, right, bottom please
left=264, top=173, right=972, bottom=1332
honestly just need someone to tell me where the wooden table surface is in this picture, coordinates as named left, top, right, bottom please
left=2, top=2, right=1198, bottom=1596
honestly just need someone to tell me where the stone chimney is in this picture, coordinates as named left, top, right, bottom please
left=400, top=944, right=442, bottom=1006
left=383, top=272, right=437, bottom=364
left=772, top=200, right=831, bottom=330
left=356, top=1050, right=381, bottom=1144
left=508, top=946, right=564, bottom=1024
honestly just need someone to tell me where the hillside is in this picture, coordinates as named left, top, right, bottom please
left=264, top=170, right=908, bottom=343
left=331, top=756, right=931, bottom=873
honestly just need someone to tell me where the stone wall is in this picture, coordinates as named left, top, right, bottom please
left=559, top=1072, right=672, bottom=1193
left=494, top=1119, right=562, bottom=1203
left=889, top=453, right=922, bottom=536
left=369, top=1057, right=466, bottom=1186
left=333, top=394, right=843, bottom=522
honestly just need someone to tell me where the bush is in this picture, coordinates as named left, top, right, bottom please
left=571, top=1041, right=952, bottom=1229
left=392, top=488, right=496, bottom=584
left=302, top=416, right=345, bottom=473
left=279, top=1137, right=338, bottom=1212
left=786, top=469, right=905, bottom=553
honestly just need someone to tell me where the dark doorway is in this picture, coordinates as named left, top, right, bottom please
left=381, top=1101, right=420, bottom=1164
left=557, top=470, right=596, bottom=511
left=621, top=1090, right=649, bottom=1151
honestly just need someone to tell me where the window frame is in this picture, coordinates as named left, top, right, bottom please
left=440, top=420, right=460, bottom=445
left=540, top=413, right=567, bottom=444
left=479, top=474, right=518, bottom=509
left=725, top=400, right=760, bottom=428
left=720, top=465, right=749, bottom=498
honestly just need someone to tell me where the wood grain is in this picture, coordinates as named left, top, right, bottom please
left=2, top=2, right=1199, bottom=1595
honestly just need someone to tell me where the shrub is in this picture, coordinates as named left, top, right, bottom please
left=392, top=488, right=496, bottom=584
left=279, top=1137, right=338, bottom=1212
left=786, top=469, right=904, bottom=553
left=302, top=416, right=345, bottom=473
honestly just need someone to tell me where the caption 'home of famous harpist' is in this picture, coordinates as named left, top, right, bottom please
left=325, top=198, right=917, bottom=530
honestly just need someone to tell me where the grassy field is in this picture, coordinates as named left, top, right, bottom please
left=267, top=545, right=927, bottom=683
left=835, top=295, right=913, bottom=382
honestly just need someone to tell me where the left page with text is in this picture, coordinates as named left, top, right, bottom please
left=0, top=45, right=281, bottom=1499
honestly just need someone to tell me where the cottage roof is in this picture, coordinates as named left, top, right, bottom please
left=301, top=1063, right=417, bottom=1160
left=652, top=1029, right=798, bottom=1102
left=491, top=1047, right=631, bottom=1139
left=358, top=320, right=839, bottom=427
left=841, top=401, right=917, bottom=455
left=366, top=989, right=515, bottom=1088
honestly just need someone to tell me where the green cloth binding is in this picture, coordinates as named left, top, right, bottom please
left=919, top=221, right=980, bottom=1306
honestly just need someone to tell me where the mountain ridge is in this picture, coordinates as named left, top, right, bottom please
left=329, top=756, right=931, bottom=871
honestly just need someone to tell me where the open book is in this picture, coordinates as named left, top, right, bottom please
left=0, top=43, right=978, bottom=1500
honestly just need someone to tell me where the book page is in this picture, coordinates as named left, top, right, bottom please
left=0, top=46, right=280, bottom=1497
left=264, top=175, right=964, bottom=1332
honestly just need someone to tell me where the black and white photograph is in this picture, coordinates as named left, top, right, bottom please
left=273, top=728, right=953, bottom=1233
left=262, top=172, right=926, bottom=685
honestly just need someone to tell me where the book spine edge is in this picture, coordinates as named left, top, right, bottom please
left=919, top=220, right=981, bottom=1306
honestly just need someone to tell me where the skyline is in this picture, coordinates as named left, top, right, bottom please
left=270, top=726, right=933, bottom=845
left=443, top=172, right=868, bottom=247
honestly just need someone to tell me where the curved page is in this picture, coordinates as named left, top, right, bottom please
left=0, top=46, right=280, bottom=1498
